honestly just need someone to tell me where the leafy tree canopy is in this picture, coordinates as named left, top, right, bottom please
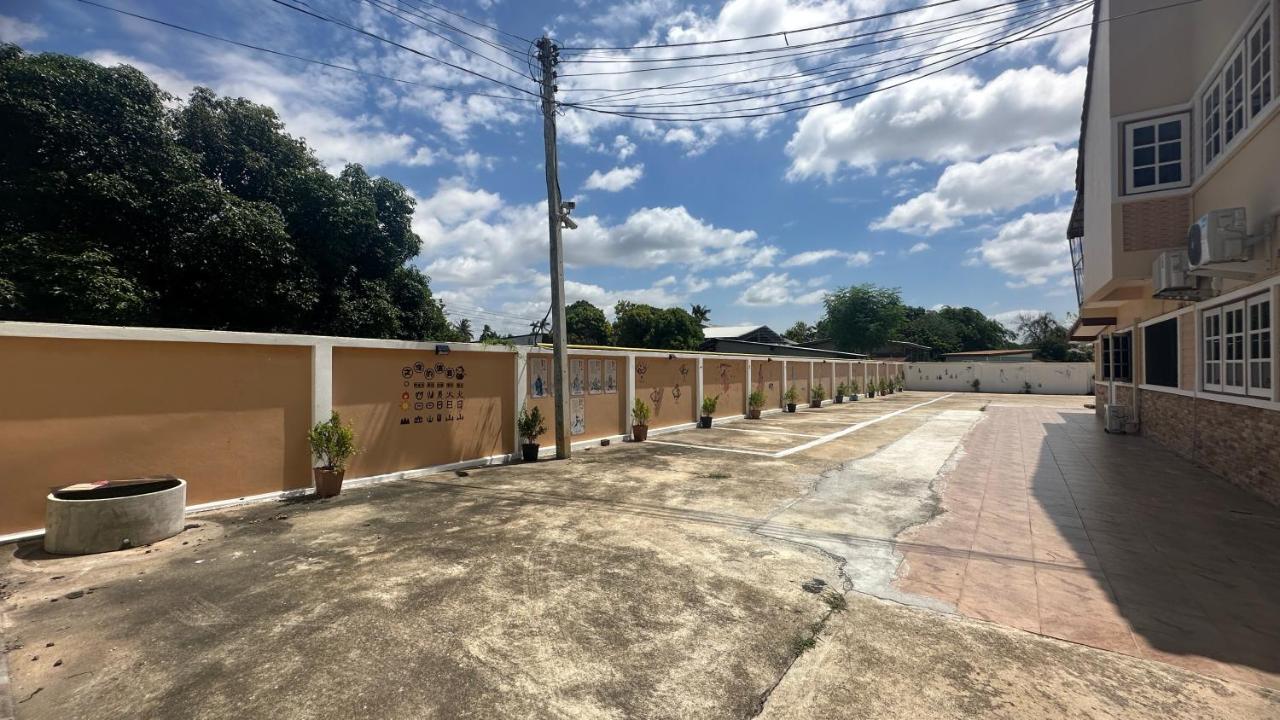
left=0, top=46, right=458, bottom=341
left=1015, top=312, right=1091, bottom=362
left=783, top=321, right=818, bottom=344
left=821, top=284, right=907, bottom=353
left=612, top=301, right=703, bottom=350
left=565, top=299, right=611, bottom=346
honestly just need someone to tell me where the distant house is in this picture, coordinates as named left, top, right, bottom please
left=867, top=340, right=933, bottom=362
left=942, top=349, right=1036, bottom=363
left=699, top=325, right=866, bottom=359
left=701, top=325, right=790, bottom=345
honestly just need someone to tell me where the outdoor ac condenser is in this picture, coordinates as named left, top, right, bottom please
left=1152, top=250, right=1209, bottom=300
left=1103, top=403, right=1129, bottom=434
left=1186, top=208, right=1249, bottom=270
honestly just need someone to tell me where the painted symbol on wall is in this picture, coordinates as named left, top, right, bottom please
left=435, top=363, right=446, bottom=374
left=401, top=367, right=414, bottom=379
left=570, top=397, right=586, bottom=436
left=570, top=359, right=586, bottom=396
left=455, top=366, right=466, bottom=381
left=636, top=361, right=648, bottom=378
left=649, top=386, right=665, bottom=417
left=400, top=402, right=410, bottom=411
left=679, top=364, right=689, bottom=379
left=588, top=359, right=602, bottom=395
left=718, top=363, right=732, bottom=393
left=413, top=416, right=423, bottom=424
left=414, top=361, right=425, bottom=374
left=671, top=386, right=682, bottom=401
left=529, top=357, right=550, bottom=398
left=400, top=418, right=410, bottom=425
left=604, top=360, right=618, bottom=394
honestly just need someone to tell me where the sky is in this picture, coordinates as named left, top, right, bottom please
left=0, top=0, right=1091, bottom=337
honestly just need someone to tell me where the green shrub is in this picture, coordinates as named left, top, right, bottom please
left=701, top=394, right=719, bottom=416
left=783, top=385, right=798, bottom=403
left=810, top=385, right=826, bottom=403
left=632, top=398, right=651, bottom=425
left=517, top=406, right=546, bottom=443
left=308, top=411, right=357, bottom=470
left=748, top=389, right=766, bottom=409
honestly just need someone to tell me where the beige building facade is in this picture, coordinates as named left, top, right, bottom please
left=1070, top=0, right=1280, bottom=503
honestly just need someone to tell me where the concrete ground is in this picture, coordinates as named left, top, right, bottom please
left=2, top=391, right=1277, bottom=719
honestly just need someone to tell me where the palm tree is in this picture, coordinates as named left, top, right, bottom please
left=455, top=318, right=473, bottom=342
left=690, top=304, right=711, bottom=326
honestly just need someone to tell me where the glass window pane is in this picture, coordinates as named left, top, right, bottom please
left=1133, top=167, right=1156, bottom=187
left=1133, top=124, right=1155, bottom=146
left=1133, top=146, right=1156, bottom=166
left=1158, top=120, right=1181, bottom=141
left=1159, top=164, right=1182, bottom=184
left=1159, top=142, right=1182, bottom=162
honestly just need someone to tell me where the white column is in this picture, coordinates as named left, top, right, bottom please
left=626, top=353, right=637, bottom=437
left=744, top=358, right=752, bottom=414
left=695, top=356, right=705, bottom=421
left=781, top=359, right=788, bottom=407
left=310, top=343, right=333, bottom=470
left=513, top=348, right=527, bottom=456
left=809, top=361, right=815, bottom=403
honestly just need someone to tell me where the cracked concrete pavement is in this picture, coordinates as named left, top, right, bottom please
left=2, top=392, right=1277, bottom=719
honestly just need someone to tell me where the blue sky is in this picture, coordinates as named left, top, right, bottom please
left=1, top=0, right=1091, bottom=336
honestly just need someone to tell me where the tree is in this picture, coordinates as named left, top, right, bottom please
left=1015, top=312, right=1071, bottom=361
left=0, top=46, right=453, bottom=340
left=821, top=284, right=907, bottom=353
left=565, top=299, right=612, bottom=345
left=690, top=303, right=711, bottom=326
left=478, top=324, right=499, bottom=342
left=612, top=301, right=703, bottom=350
left=783, top=321, right=817, bottom=344
left=454, top=318, right=473, bottom=342
left=895, top=305, right=1013, bottom=359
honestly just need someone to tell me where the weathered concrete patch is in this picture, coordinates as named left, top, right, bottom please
left=754, top=410, right=981, bottom=609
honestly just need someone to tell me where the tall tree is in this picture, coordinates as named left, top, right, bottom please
left=0, top=46, right=453, bottom=341
left=783, top=321, right=816, bottom=344
left=478, top=324, right=499, bottom=342
left=690, top=303, right=710, bottom=326
left=454, top=318, right=473, bottom=342
left=1014, top=312, right=1081, bottom=362
left=612, top=301, right=703, bottom=350
left=936, top=306, right=1014, bottom=351
left=821, top=284, right=907, bottom=353
left=565, top=299, right=611, bottom=345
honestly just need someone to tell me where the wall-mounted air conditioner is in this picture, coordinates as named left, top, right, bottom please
left=1152, top=250, right=1211, bottom=300
left=1186, top=208, right=1250, bottom=270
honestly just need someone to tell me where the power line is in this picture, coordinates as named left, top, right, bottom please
left=66, top=0, right=538, bottom=103
left=354, top=0, right=531, bottom=72
left=399, top=0, right=533, bottom=46
left=265, top=0, right=540, bottom=98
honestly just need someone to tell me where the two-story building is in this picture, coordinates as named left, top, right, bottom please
left=1069, top=0, right=1278, bottom=504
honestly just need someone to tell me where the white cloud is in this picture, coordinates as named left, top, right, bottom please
left=613, top=135, right=637, bottom=160
left=972, top=210, right=1074, bottom=288
left=873, top=146, right=1077, bottom=234
left=786, top=65, right=1086, bottom=181
left=907, top=242, right=931, bottom=254
left=736, top=273, right=828, bottom=307
left=0, top=15, right=45, bottom=44
left=784, top=249, right=844, bottom=267
left=846, top=250, right=872, bottom=267
left=714, top=270, right=755, bottom=287
left=583, top=164, right=644, bottom=192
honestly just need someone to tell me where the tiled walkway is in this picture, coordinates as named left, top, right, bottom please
left=894, top=404, right=1280, bottom=688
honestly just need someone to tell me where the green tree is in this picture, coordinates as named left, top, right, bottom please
left=0, top=46, right=453, bottom=341
left=936, top=306, right=1014, bottom=351
left=565, top=299, right=612, bottom=345
left=821, top=284, right=907, bottom=353
left=690, top=303, right=711, bottom=326
left=897, top=307, right=961, bottom=357
left=1015, top=312, right=1071, bottom=361
left=454, top=318, right=473, bottom=342
left=612, top=301, right=703, bottom=350
left=477, top=324, right=499, bottom=342
left=783, top=321, right=817, bottom=343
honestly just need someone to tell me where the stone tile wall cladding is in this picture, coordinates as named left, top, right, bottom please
left=1139, top=389, right=1280, bottom=506
left=1121, top=196, right=1191, bottom=251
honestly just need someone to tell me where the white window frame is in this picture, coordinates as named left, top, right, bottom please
left=1247, top=294, right=1273, bottom=398
left=1203, top=83, right=1223, bottom=165
left=1223, top=301, right=1247, bottom=394
left=1224, top=44, right=1249, bottom=146
left=1197, top=2, right=1278, bottom=177
left=1248, top=6, right=1274, bottom=119
left=1122, top=113, right=1191, bottom=195
left=1203, top=309, right=1223, bottom=392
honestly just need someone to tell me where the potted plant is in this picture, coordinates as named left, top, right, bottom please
left=866, top=380, right=876, bottom=399
left=517, top=406, right=547, bottom=462
left=835, top=382, right=847, bottom=404
left=882, top=378, right=892, bottom=395
left=747, top=389, right=765, bottom=419
left=810, top=385, right=825, bottom=408
left=971, top=377, right=981, bottom=393
left=783, top=386, right=799, bottom=413
left=850, top=378, right=861, bottom=401
left=632, top=398, right=651, bottom=441
left=308, top=411, right=357, bottom=498
left=699, top=394, right=719, bottom=429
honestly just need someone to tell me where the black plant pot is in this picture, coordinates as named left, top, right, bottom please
left=851, top=394, right=860, bottom=401
left=698, top=416, right=713, bottom=429
left=521, top=443, right=540, bottom=462
left=834, top=395, right=844, bottom=404
left=785, top=403, right=797, bottom=413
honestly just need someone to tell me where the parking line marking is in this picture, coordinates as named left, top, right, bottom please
left=711, top=427, right=823, bottom=438
left=645, top=440, right=776, bottom=457
left=773, top=394, right=955, bottom=457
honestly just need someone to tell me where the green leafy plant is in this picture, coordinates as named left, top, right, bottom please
left=810, top=385, right=826, bottom=403
left=517, top=406, right=547, bottom=444
left=700, top=394, right=720, bottom=416
left=308, top=411, right=357, bottom=471
left=748, top=389, right=766, bottom=409
left=783, top=385, right=798, bottom=403
left=632, top=398, right=651, bottom=425
left=836, top=382, right=848, bottom=396
left=850, top=378, right=861, bottom=395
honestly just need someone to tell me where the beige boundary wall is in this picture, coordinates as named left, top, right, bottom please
left=0, top=322, right=896, bottom=538
left=905, top=362, right=1095, bottom=395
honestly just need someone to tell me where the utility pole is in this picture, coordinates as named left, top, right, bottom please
left=537, top=36, right=572, bottom=460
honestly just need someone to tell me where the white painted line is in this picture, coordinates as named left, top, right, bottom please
left=774, top=394, right=954, bottom=457
left=645, top=440, right=776, bottom=457
left=710, top=426, right=823, bottom=438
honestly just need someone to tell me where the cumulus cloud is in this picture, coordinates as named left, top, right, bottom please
left=785, top=65, right=1086, bottom=181
left=873, top=146, right=1077, bottom=234
left=715, top=270, right=756, bottom=287
left=907, top=242, right=931, bottom=254
left=783, top=249, right=874, bottom=267
left=971, top=210, right=1074, bottom=288
left=583, top=164, right=644, bottom=192
left=0, top=15, right=45, bottom=44
left=736, top=273, right=827, bottom=306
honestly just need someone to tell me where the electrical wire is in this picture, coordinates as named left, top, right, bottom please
left=399, top=0, right=534, bottom=46
left=353, top=0, right=532, bottom=80
left=265, top=0, right=540, bottom=98
left=66, top=0, right=537, bottom=103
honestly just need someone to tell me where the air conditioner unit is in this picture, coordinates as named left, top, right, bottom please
left=1104, top=403, right=1129, bottom=434
left=1152, top=250, right=1211, bottom=300
left=1186, top=208, right=1249, bottom=269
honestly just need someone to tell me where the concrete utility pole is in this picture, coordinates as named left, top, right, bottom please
left=537, top=36, right=572, bottom=459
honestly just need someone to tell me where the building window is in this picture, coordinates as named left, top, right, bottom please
left=1123, top=114, right=1189, bottom=194
left=1225, top=46, right=1248, bottom=145
left=1203, top=84, right=1222, bottom=165
left=1144, top=318, right=1179, bottom=388
left=1102, top=333, right=1132, bottom=382
left=1248, top=294, right=1273, bottom=397
left=1203, top=294, right=1273, bottom=397
left=1248, top=9, right=1274, bottom=118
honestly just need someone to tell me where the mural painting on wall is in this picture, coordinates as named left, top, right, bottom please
left=718, top=363, right=733, bottom=393
left=399, top=361, right=468, bottom=427
left=635, top=360, right=647, bottom=379
left=604, top=360, right=618, bottom=394
left=529, top=357, right=552, bottom=398
left=649, top=386, right=665, bottom=417
left=570, top=397, right=586, bottom=435
left=588, top=359, right=603, bottom=394
left=570, top=359, right=586, bottom=396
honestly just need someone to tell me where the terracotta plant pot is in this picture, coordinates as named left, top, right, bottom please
left=521, top=443, right=540, bottom=462
left=313, top=467, right=345, bottom=498
left=747, top=407, right=762, bottom=419
left=698, top=416, right=713, bottom=429
left=785, top=403, right=797, bottom=413
left=632, top=424, right=649, bottom=442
